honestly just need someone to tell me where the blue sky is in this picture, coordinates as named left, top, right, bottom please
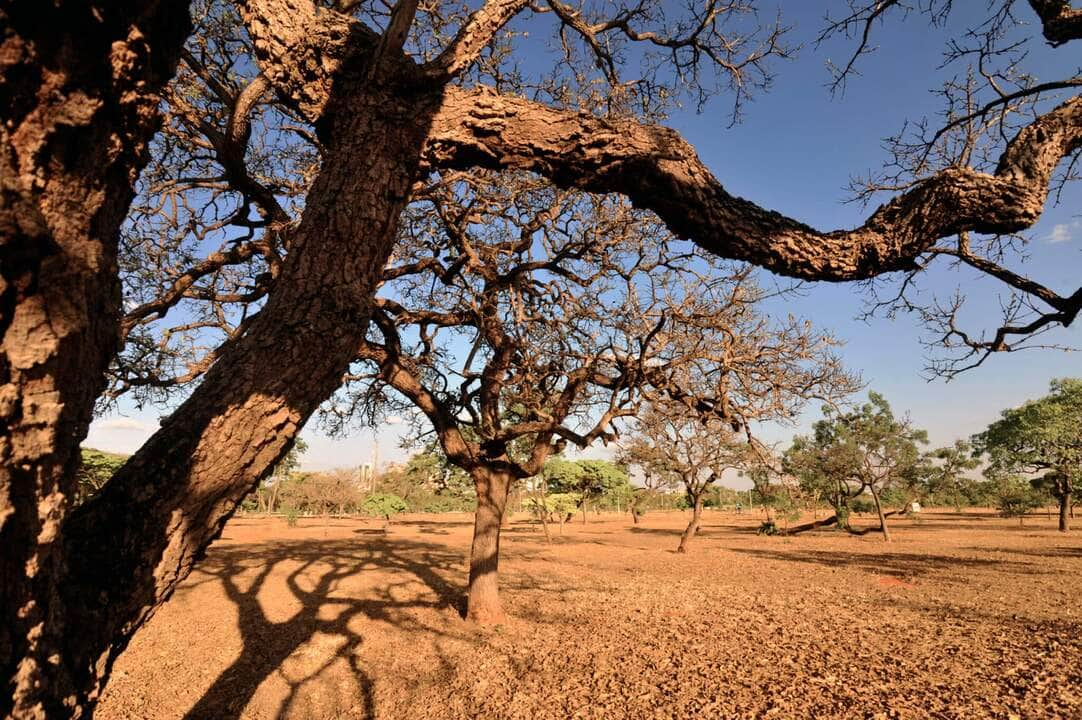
left=86, top=2, right=1080, bottom=476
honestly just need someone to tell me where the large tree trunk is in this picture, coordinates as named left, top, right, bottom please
left=677, top=493, right=704, bottom=553
left=53, top=82, right=438, bottom=711
left=0, top=3, right=190, bottom=717
left=1059, top=490, right=1071, bottom=532
left=467, top=466, right=513, bottom=624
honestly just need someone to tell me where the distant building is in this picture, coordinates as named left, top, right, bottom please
left=356, top=463, right=374, bottom=492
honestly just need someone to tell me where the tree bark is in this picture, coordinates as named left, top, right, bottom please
left=785, top=515, right=842, bottom=534
left=55, top=84, right=436, bottom=708
left=677, top=494, right=704, bottom=553
left=869, top=487, right=893, bottom=542
left=467, top=466, right=513, bottom=624
left=1059, top=490, right=1071, bottom=532
left=0, top=3, right=190, bottom=717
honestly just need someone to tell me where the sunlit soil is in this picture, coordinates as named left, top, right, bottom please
left=95, top=509, right=1082, bottom=719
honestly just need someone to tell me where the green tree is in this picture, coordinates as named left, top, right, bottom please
left=920, top=440, right=982, bottom=511
left=74, top=449, right=129, bottom=507
left=988, top=473, right=1043, bottom=526
left=544, top=458, right=629, bottom=524
left=784, top=393, right=928, bottom=542
left=257, top=438, right=309, bottom=515
left=361, top=492, right=409, bottom=530
left=974, top=379, right=1082, bottom=532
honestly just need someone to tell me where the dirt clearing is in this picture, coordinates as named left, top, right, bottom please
left=94, top=510, right=1082, bottom=719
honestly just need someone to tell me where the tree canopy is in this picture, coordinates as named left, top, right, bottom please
left=784, top=392, right=929, bottom=541
left=974, top=378, right=1082, bottom=531
left=2, top=1, right=1080, bottom=714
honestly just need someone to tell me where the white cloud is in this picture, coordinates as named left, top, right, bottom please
left=96, top=418, right=153, bottom=432
left=1046, top=220, right=1079, bottom=244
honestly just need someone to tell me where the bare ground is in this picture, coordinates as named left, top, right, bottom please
left=94, top=510, right=1082, bottom=720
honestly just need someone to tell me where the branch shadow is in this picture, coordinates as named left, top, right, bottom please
left=179, top=536, right=466, bottom=720
left=730, top=547, right=1043, bottom=581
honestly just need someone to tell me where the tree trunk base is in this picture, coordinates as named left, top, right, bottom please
left=466, top=597, right=506, bottom=625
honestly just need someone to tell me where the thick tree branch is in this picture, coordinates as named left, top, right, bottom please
left=1028, top=0, right=1082, bottom=45
left=423, top=0, right=531, bottom=79
left=424, top=87, right=1082, bottom=281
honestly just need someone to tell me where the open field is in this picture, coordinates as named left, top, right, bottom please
left=95, top=510, right=1082, bottom=720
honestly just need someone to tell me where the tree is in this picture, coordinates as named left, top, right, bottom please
left=989, top=473, right=1044, bottom=526
left=974, top=378, right=1082, bottom=531
left=3, top=1, right=1079, bottom=714
left=545, top=459, right=629, bottom=523
left=746, top=461, right=804, bottom=534
left=1, top=2, right=191, bottom=714
left=920, top=440, right=982, bottom=511
left=361, top=492, right=409, bottom=530
left=624, top=401, right=753, bottom=552
left=785, top=393, right=928, bottom=541
left=616, top=437, right=677, bottom=524
left=374, top=446, right=475, bottom=511
left=254, top=437, right=309, bottom=514
left=323, top=178, right=810, bottom=622
left=73, top=449, right=129, bottom=507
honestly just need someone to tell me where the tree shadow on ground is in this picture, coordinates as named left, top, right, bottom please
left=730, top=547, right=1043, bottom=580
left=396, top=518, right=474, bottom=532
left=179, top=536, right=467, bottom=720
left=966, top=545, right=1082, bottom=559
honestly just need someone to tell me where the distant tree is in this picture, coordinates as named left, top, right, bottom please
left=544, top=459, right=629, bottom=524
left=785, top=393, right=928, bottom=542
left=523, top=490, right=580, bottom=541
left=616, top=437, right=674, bottom=524
left=623, top=400, right=753, bottom=553
left=378, top=445, right=476, bottom=511
left=256, top=438, right=309, bottom=515
left=74, top=449, right=129, bottom=507
left=989, top=473, right=1044, bottom=526
left=920, top=440, right=982, bottom=511
left=322, top=183, right=853, bottom=622
left=974, top=378, right=1082, bottom=532
left=746, top=462, right=803, bottom=534
left=361, top=493, right=409, bottom=531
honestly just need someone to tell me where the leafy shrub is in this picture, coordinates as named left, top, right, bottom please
left=419, top=495, right=475, bottom=513
left=361, top=492, right=409, bottom=521
left=993, top=477, right=1042, bottom=524
left=757, top=520, right=780, bottom=536
left=284, top=506, right=299, bottom=527
left=849, top=497, right=876, bottom=515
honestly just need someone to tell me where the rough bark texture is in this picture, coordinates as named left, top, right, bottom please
left=1029, top=0, right=1082, bottom=45
left=0, top=3, right=190, bottom=717
left=58, top=77, right=440, bottom=710
left=1059, top=491, right=1071, bottom=532
left=423, top=88, right=1082, bottom=281
left=231, top=1, right=1082, bottom=284
left=677, top=495, right=705, bottom=553
left=3, top=0, right=443, bottom=712
left=467, top=466, right=512, bottom=624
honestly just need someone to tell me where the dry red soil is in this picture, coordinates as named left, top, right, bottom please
left=94, top=510, right=1082, bottom=719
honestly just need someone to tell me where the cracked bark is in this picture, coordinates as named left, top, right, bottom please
left=0, top=2, right=190, bottom=716
left=2, top=0, right=1078, bottom=714
left=423, top=87, right=1082, bottom=281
